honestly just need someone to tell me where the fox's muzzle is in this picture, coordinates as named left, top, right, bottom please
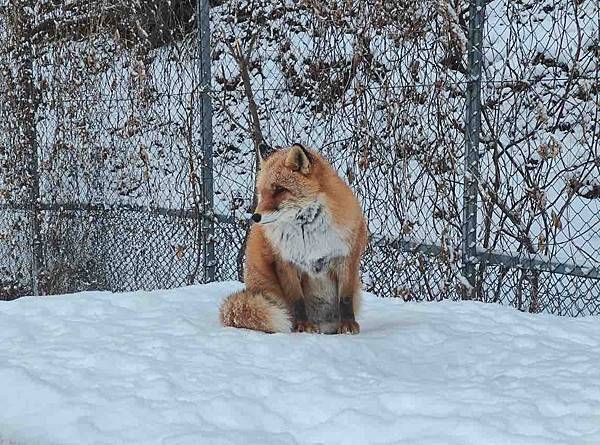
left=252, top=211, right=280, bottom=224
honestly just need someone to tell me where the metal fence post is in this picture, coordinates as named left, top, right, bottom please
left=462, top=0, right=485, bottom=299
left=14, top=1, right=43, bottom=296
left=198, top=0, right=216, bottom=282
left=29, top=88, right=42, bottom=296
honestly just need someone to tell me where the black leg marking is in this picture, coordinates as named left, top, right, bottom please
left=293, top=299, right=319, bottom=333
left=338, top=296, right=360, bottom=334
left=340, top=296, right=355, bottom=321
left=293, top=299, right=308, bottom=322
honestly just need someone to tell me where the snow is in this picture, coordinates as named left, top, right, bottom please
left=1, top=282, right=600, bottom=444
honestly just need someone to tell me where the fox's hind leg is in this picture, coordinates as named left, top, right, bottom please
left=336, top=250, right=362, bottom=335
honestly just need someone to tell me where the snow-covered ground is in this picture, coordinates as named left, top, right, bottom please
left=1, top=282, right=600, bottom=444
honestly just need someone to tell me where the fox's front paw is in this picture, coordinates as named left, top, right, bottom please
left=338, top=319, right=360, bottom=335
left=293, top=320, right=320, bottom=333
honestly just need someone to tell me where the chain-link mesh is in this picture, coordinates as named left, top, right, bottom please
left=0, top=208, right=31, bottom=299
left=476, top=0, right=600, bottom=315
left=1, top=0, right=598, bottom=315
left=210, top=1, right=469, bottom=295
left=209, top=0, right=599, bottom=314
left=0, top=0, right=212, bottom=297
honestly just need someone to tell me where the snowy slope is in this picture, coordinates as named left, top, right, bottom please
left=1, top=282, right=600, bottom=445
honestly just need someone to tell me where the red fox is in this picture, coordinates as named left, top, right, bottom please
left=219, top=143, right=368, bottom=334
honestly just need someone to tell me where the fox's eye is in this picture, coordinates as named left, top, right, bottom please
left=273, top=186, right=287, bottom=195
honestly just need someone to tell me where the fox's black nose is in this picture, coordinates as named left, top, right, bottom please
left=251, top=213, right=262, bottom=223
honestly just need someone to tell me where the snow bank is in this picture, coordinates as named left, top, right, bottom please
left=1, top=282, right=599, bottom=444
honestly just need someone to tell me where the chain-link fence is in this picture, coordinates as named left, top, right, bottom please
left=1, top=0, right=599, bottom=316
left=475, top=0, right=600, bottom=315
left=0, top=0, right=214, bottom=297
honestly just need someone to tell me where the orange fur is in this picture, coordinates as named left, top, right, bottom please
left=220, top=290, right=291, bottom=333
left=219, top=144, right=367, bottom=334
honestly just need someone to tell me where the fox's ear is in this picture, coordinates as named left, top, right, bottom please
left=285, top=143, right=312, bottom=175
left=258, top=142, right=277, bottom=163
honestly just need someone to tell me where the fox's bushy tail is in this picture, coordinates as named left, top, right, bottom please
left=219, top=290, right=292, bottom=333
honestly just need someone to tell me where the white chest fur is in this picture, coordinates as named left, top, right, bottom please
left=263, top=200, right=350, bottom=273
